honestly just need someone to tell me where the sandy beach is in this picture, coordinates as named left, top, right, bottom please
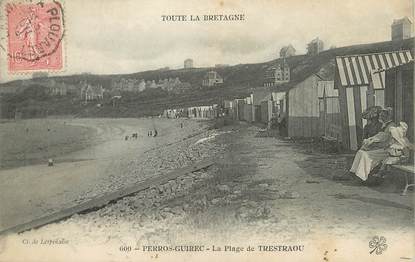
left=0, top=118, right=211, bottom=231
left=0, top=119, right=412, bottom=262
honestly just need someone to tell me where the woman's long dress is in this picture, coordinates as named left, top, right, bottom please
left=350, top=122, right=395, bottom=181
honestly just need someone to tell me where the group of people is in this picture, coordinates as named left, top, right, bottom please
left=349, top=107, right=413, bottom=182
left=147, top=129, right=158, bottom=137
left=124, top=129, right=158, bottom=140
left=124, top=132, right=139, bottom=140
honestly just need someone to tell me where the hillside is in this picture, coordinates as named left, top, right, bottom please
left=0, top=38, right=413, bottom=118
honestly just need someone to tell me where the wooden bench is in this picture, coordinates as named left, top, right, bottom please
left=389, top=164, right=415, bottom=195
left=321, top=124, right=342, bottom=152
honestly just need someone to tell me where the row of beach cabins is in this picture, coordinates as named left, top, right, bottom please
left=165, top=47, right=413, bottom=153
left=163, top=105, right=220, bottom=119
left=223, top=50, right=414, bottom=151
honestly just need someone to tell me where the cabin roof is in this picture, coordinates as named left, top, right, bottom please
left=336, top=50, right=413, bottom=88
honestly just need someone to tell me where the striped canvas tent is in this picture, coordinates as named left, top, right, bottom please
left=335, top=50, right=413, bottom=150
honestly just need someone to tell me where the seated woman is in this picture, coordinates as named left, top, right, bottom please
left=362, top=106, right=383, bottom=139
left=349, top=108, right=395, bottom=181
left=383, top=122, right=414, bottom=166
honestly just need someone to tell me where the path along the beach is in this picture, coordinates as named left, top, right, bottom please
left=0, top=121, right=413, bottom=262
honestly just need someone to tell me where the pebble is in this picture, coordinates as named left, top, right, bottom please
left=279, top=191, right=300, bottom=199
left=258, top=183, right=269, bottom=188
left=217, top=184, right=231, bottom=193
left=211, top=198, right=222, bottom=205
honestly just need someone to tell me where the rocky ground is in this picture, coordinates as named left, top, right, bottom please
left=73, top=122, right=226, bottom=203
left=0, top=120, right=413, bottom=262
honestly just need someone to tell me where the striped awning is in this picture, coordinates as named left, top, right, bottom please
left=336, top=50, right=413, bottom=88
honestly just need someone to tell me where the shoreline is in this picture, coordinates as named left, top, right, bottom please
left=0, top=118, right=212, bottom=232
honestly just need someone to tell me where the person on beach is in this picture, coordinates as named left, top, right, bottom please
left=349, top=108, right=396, bottom=181
left=383, top=122, right=414, bottom=166
left=278, top=113, right=287, bottom=137
left=362, top=106, right=383, bottom=139
left=153, top=129, right=158, bottom=137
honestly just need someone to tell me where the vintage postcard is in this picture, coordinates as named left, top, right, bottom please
left=0, top=0, right=413, bottom=261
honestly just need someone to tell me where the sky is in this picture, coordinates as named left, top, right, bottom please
left=0, top=0, right=413, bottom=82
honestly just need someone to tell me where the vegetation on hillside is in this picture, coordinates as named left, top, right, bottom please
left=0, top=38, right=413, bottom=118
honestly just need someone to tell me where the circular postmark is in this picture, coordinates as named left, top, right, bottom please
left=6, top=0, right=65, bottom=71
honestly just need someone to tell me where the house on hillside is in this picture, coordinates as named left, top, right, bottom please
left=391, top=17, right=412, bottom=41
left=138, top=79, right=146, bottom=92
left=157, top=77, right=184, bottom=92
left=48, top=83, right=68, bottom=96
left=307, top=37, right=324, bottom=56
left=335, top=50, right=413, bottom=150
left=202, top=71, right=223, bottom=87
left=264, top=60, right=290, bottom=87
left=111, top=78, right=140, bottom=92
left=145, top=80, right=157, bottom=89
left=81, top=84, right=104, bottom=101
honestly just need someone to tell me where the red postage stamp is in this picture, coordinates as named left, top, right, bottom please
left=6, top=1, right=64, bottom=72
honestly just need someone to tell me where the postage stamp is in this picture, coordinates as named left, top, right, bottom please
left=6, top=0, right=64, bottom=72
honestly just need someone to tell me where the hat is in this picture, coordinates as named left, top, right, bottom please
left=362, top=106, right=382, bottom=119
left=399, top=121, right=408, bottom=132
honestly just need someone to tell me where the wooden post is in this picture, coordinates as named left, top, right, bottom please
left=396, top=70, right=403, bottom=122
left=367, top=81, right=375, bottom=108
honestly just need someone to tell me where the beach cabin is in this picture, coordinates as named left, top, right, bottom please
left=260, top=100, right=274, bottom=124
left=242, top=96, right=253, bottom=122
left=252, top=88, right=272, bottom=123
left=187, top=105, right=218, bottom=119
left=384, top=61, right=414, bottom=142
left=243, top=105, right=253, bottom=122
left=335, top=50, right=413, bottom=150
left=317, top=81, right=342, bottom=140
left=287, top=74, right=325, bottom=138
left=233, top=99, right=245, bottom=121
left=272, top=91, right=287, bottom=118
left=223, top=100, right=233, bottom=117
